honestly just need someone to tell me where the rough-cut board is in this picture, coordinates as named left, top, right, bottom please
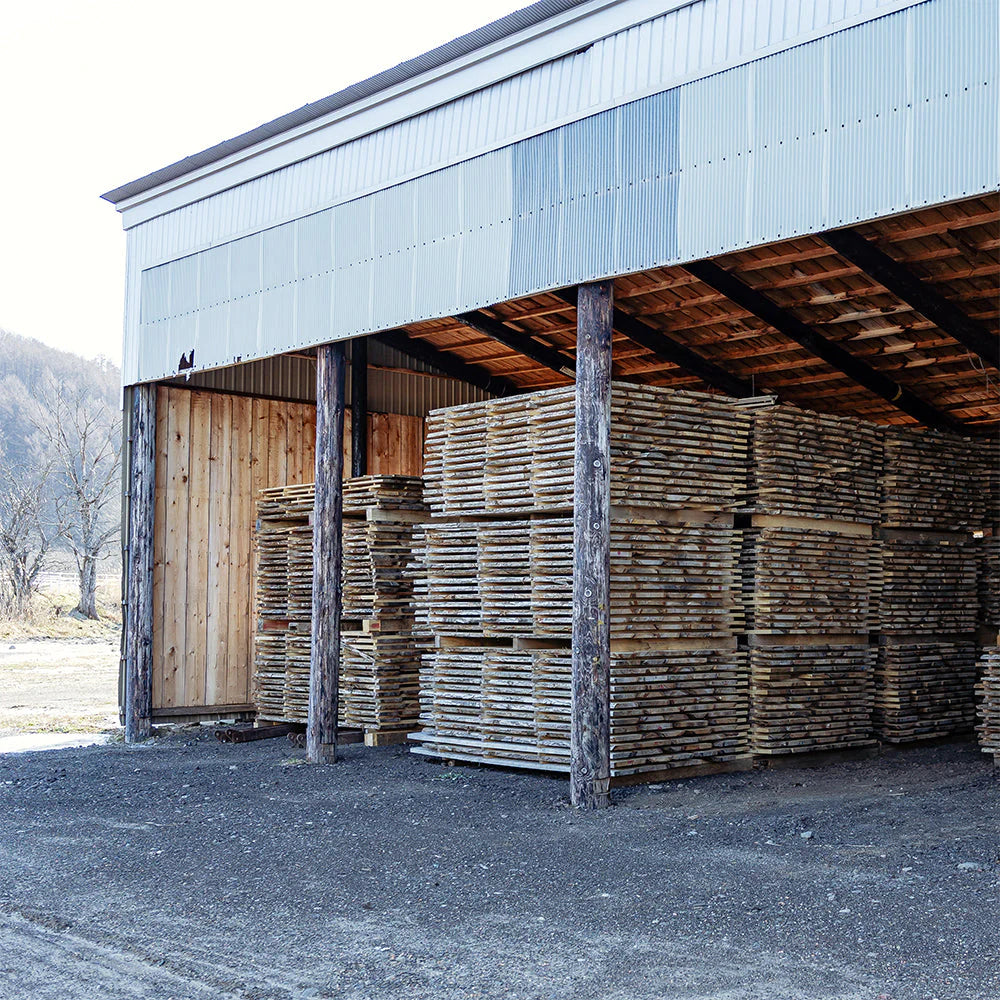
left=423, top=383, right=750, bottom=516
left=875, top=639, right=978, bottom=742
left=253, top=477, right=427, bottom=733
left=975, top=647, right=1000, bottom=761
left=413, top=647, right=749, bottom=776
left=742, top=404, right=883, bottom=523
left=151, top=386, right=424, bottom=714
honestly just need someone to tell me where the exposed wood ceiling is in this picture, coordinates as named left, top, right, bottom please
left=393, top=194, right=999, bottom=432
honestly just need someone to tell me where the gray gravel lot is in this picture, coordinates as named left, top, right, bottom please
left=0, top=731, right=996, bottom=1000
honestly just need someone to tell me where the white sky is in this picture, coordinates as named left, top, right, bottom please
left=0, top=0, right=528, bottom=364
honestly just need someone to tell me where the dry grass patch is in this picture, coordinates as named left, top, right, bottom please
left=0, top=639, right=119, bottom=737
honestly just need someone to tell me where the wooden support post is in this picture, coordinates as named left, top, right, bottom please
left=308, top=342, right=346, bottom=764
left=351, top=338, right=368, bottom=478
left=124, top=383, right=156, bottom=743
left=571, top=281, right=613, bottom=808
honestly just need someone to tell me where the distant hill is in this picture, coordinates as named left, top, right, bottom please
left=0, top=329, right=120, bottom=473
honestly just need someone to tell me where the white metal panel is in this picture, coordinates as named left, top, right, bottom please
left=124, top=0, right=923, bottom=271
left=123, top=0, right=997, bottom=385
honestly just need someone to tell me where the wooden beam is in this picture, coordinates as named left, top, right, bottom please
left=373, top=330, right=517, bottom=397
left=553, top=288, right=753, bottom=398
left=124, top=383, right=156, bottom=743
left=685, top=260, right=965, bottom=433
left=351, top=337, right=368, bottom=478
left=571, top=281, right=613, bottom=809
left=454, top=310, right=577, bottom=379
left=308, top=343, right=346, bottom=764
left=823, top=226, right=999, bottom=369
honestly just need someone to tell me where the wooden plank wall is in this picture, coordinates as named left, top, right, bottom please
left=151, top=386, right=424, bottom=713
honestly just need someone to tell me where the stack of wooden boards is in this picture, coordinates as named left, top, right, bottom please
left=252, top=476, right=427, bottom=736
left=415, top=384, right=994, bottom=776
left=975, top=646, right=1000, bottom=764
left=416, top=383, right=753, bottom=778
left=874, top=427, right=985, bottom=744
left=739, top=405, right=881, bottom=756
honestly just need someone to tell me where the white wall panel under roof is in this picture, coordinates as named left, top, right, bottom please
left=172, top=341, right=489, bottom=415
left=122, top=0, right=998, bottom=384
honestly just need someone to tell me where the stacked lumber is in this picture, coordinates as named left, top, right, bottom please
left=414, top=648, right=750, bottom=776
left=255, top=523, right=292, bottom=622
left=609, top=651, right=750, bottom=775
left=745, top=406, right=883, bottom=522
left=252, top=634, right=287, bottom=719
left=874, top=640, right=978, bottom=741
left=341, top=634, right=423, bottom=731
left=530, top=519, right=743, bottom=639
left=424, top=383, right=751, bottom=515
left=252, top=476, right=427, bottom=732
left=344, top=475, right=425, bottom=513
left=424, top=522, right=484, bottom=636
left=742, top=527, right=876, bottom=633
left=749, top=644, right=875, bottom=754
left=876, top=535, right=979, bottom=634
left=978, top=534, right=1000, bottom=629
left=881, top=426, right=988, bottom=530
left=975, top=647, right=1000, bottom=760
left=424, top=516, right=743, bottom=640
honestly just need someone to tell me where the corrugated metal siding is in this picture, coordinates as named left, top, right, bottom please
left=125, top=0, right=998, bottom=384
left=168, top=342, right=489, bottom=416
left=126, top=0, right=921, bottom=267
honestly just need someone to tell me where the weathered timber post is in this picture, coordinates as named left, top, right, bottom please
left=308, top=342, right=347, bottom=763
left=351, top=337, right=368, bottom=478
left=124, top=383, right=156, bottom=743
left=570, top=281, right=613, bottom=808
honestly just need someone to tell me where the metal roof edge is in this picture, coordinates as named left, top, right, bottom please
left=100, top=0, right=591, bottom=205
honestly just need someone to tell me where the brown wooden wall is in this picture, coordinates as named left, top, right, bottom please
left=151, top=385, right=424, bottom=713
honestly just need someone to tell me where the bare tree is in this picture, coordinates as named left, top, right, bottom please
left=31, top=380, right=122, bottom=619
left=0, top=456, right=54, bottom=617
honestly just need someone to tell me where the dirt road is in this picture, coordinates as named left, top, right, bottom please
left=0, top=732, right=997, bottom=999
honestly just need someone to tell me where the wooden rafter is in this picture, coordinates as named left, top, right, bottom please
left=554, top=289, right=753, bottom=399
left=375, top=329, right=518, bottom=397
left=455, top=310, right=577, bottom=379
left=823, top=226, right=999, bottom=369
left=684, top=260, right=965, bottom=434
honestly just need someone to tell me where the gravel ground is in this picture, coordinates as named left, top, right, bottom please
left=0, top=731, right=996, bottom=1000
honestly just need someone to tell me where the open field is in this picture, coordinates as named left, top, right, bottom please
left=0, top=733, right=996, bottom=999
left=0, top=575, right=121, bottom=642
left=0, top=639, right=119, bottom=736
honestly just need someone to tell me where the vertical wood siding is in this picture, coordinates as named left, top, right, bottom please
left=151, top=385, right=423, bottom=711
